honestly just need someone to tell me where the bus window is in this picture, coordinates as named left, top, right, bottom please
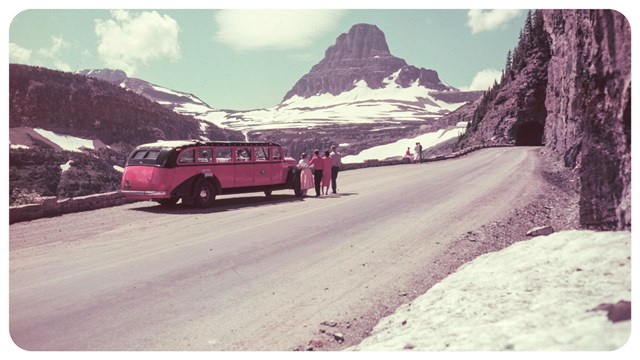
left=216, top=147, right=232, bottom=163
left=272, top=147, right=282, bottom=161
left=198, top=147, right=213, bottom=163
left=255, top=147, right=269, bottom=161
left=178, top=149, right=195, bottom=164
left=145, top=150, right=160, bottom=161
left=132, top=150, right=147, bottom=160
left=236, top=147, right=251, bottom=162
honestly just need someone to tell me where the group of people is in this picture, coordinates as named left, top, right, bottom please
left=297, top=145, right=342, bottom=197
left=404, top=141, right=423, bottom=163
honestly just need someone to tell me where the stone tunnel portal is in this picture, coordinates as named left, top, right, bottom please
left=515, top=121, right=545, bottom=146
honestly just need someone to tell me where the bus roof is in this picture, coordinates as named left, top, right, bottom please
left=136, top=140, right=282, bottom=149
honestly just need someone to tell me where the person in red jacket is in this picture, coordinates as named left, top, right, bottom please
left=309, top=149, right=324, bottom=197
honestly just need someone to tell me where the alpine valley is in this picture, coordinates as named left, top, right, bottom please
left=9, top=23, right=481, bottom=205
left=10, top=10, right=631, bottom=232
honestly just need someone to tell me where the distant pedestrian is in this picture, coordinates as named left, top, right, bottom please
left=309, top=149, right=324, bottom=197
left=414, top=142, right=423, bottom=163
left=322, top=150, right=333, bottom=195
left=297, top=153, right=313, bottom=196
left=329, top=145, right=342, bottom=194
left=405, top=147, right=411, bottom=158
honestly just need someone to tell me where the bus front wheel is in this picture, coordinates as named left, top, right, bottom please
left=193, top=179, right=216, bottom=208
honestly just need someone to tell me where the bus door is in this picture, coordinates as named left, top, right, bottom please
left=233, top=146, right=254, bottom=187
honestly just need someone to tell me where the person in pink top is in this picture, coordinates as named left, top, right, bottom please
left=308, top=149, right=324, bottom=197
left=322, top=150, right=333, bottom=195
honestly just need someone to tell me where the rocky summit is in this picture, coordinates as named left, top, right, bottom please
left=284, top=23, right=453, bottom=101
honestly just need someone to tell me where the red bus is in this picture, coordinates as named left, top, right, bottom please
left=120, top=140, right=301, bottom=207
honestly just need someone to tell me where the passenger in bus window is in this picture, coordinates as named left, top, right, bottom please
left=198, top=148, right=212, bottom=163
left=236, top=148, right=251, bottom=161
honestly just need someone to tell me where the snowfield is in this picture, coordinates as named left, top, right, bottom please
left=187, top=72, right=467, bottom=134
left=33, top=128, right=95, bottom=152
left=349, top=230, right=632, bottom=351
left=342, top=122, right=468, bottom=164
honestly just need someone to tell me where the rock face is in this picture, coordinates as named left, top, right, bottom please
left=459, top=10, right=551, bottom=148
left=283, top=23, right=452, bottom=101
left=543, top=10, right=631, bottom=229
left=76, top=68, right=127, bottom=85
left=458, top=10, right=630, bottom=230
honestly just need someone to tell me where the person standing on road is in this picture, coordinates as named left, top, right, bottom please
left=309, top=149, right=324, bottom=197
left=297, top=153, right=313, bottom=197
left=329, top=145, right=342, bottom=194
left=322, top=150, right=333, bottom=195
left=414, top=142, right=423, bottom=163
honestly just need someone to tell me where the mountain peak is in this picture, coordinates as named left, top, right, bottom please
left=325, top=23, right=392, bottom=60
left=283, top=23, right=451, bottom=101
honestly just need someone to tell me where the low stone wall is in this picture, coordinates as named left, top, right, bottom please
left=341, top=144, right=512, bottom=171
left=9, top=144, right=512, bottom=224
left=9, top=192, right=138, bottom=224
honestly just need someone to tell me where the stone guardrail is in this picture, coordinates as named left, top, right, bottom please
left=9, top=144, right=512, bottom=224
left=9, top=191, right=138, bottom=224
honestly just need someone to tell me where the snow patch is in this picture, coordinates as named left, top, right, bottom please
left=342, top=125, right=466, bottom=164
left=351, top=230, right=631, bottom=351
left=60, top=160, right=73, bottom=172
left=33, top=128, right=94, bottom=152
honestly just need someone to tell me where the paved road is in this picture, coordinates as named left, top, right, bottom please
left=9, top=147, right=543, bottom=350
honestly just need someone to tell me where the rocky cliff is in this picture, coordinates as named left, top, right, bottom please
left=458, top=10, right=631, bottom=230
left=283, top=23, right=453, bottom=101
left=543, top=10, right=631, bottom=229
left=459, top=10, right=551, bottom=148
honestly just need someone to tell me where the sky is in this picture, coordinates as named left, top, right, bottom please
left=350, top=230, right=634, bottom=352
left=8, top=5, right=528, bottom=111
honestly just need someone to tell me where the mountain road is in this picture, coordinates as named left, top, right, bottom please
left=9, top=147, right=544, bottom=350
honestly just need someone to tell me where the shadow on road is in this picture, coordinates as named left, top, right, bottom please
left=128, top=194, right=306, bottom=215
left=129, top=192, right=360, bottom=215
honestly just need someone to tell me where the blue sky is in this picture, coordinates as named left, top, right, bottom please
left=5, top=1, right=637, bottom=111
left=8, top=7, right=532, bottom=110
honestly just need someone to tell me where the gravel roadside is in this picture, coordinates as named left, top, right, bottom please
left=297, top=147, right=581, bottom=351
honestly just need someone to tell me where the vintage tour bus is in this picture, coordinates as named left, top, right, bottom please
left=120, top=140, right=302, bottom=207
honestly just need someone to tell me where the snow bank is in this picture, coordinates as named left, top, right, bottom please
left=350, top=230, right=631, bottom=351
left=342, top=125, right=466, bottom=164
left=33, top=128, right=94, bottom=152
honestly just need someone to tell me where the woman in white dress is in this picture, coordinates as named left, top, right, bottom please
left=297, top=153, right=314, bottom=196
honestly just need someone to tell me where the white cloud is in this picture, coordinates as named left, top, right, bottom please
left=461, top=68, right=502, bottom=91
left=214, top=9, right=345, bottom=51
left=9, top=43, right=32, bottom=63
left=94, top=10, right=181, bottom=75
left=37, top=36, right=70, bottom=58
left=37, top=36, right=71, bottom=71
left=467, top=9, right=524, bottom=34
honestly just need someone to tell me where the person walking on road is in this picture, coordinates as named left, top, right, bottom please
left=309, top=149, right=324, bottom=197
left=329, top=145, right=342, bottom=194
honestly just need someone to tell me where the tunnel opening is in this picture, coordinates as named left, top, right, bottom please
left=515, top=121, right=545, bottom=146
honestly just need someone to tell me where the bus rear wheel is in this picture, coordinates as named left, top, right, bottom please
left=193, top=179, right=216, bottom=208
